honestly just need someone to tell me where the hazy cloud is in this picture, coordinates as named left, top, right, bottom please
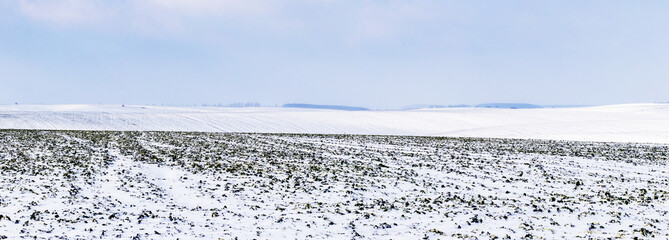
left=10, top=0, right=435, bottom=43
left=134, top=0, right=275, bottom=17
left=351, top=2, right=437, bottom=41
left=18, top=0, right=111, bottom=26
left=4, top=1, right=667, bottom=107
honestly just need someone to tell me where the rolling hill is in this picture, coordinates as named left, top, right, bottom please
left=0, top=103, right=667, bottom=143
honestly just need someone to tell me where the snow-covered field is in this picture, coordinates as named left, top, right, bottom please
left=0, top=130, right=667, bottom=239
left=0, top=103, right=668, bottom=143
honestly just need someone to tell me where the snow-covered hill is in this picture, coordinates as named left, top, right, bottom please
left=0, top=103, right=667, bottom=143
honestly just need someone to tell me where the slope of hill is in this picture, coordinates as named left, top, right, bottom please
left=282, top=103, right=369, bottom=111
left=0, top=103, right=667, bottom=143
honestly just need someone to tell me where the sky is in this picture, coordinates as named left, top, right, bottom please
left=1, top=1, right=668, bottom=109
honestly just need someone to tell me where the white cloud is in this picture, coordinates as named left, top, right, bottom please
left=135, top=0, right=275, bottom=17
left=353, top=2, right=436, bottom=39
left=11, top=0, right=437, bottom=44
left=12, top=0, right=285, bottom=35
left=125, top=0, right=282, bottom=35
left=13, top=0, right=278, bottom=28
left=18, top=0, right=110, bottom=26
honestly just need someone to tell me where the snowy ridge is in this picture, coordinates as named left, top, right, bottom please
left=0, top=103, right=668, bottom=143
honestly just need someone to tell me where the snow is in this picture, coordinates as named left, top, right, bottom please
left=0, top=103, right=668, bottom=144
left=0, top=131, right=667, bottom=239
left=0, top=103, right=668, bottom=238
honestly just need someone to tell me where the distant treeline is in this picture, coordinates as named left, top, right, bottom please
left=282, top=103, right=369, bottom=111
left=201, top=102, right=261, bottom=107
left=403, top=103, right=543, bottom=109
left=475, top=103, right=542, bottom=109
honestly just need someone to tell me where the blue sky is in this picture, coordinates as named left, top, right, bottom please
left=1, top=1, right=668, bottom=108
